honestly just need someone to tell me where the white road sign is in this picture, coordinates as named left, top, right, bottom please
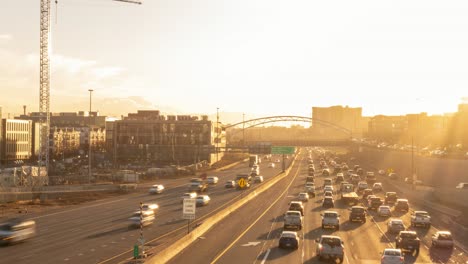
left=183, top=198, right=196, bottom=220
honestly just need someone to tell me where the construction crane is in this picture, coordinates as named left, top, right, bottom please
left=38, top=0, right=142, bottom=183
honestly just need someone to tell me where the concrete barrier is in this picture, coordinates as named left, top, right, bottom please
left=146, top=154, right=299, bottom=264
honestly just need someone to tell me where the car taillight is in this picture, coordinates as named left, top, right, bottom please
left=400, top=256, right=404, bottom=261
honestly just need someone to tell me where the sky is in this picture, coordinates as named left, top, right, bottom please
left=1, top=0, right=468, bottom=121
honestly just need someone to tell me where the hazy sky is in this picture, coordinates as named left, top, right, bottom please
left=1, top=0, right=468, bottom=119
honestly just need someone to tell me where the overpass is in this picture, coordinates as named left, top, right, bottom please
left=223, top=115, right=353, bottom=150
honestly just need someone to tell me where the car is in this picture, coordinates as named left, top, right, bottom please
left=431, top=231, right=454, bottom=248
left=254, top=175, right=264, bottom=183
left=324, top=191, right=333, bottom=198
left=378, top=205, right=392, bottom=217
left=181, top=192, right=197, bottom=202
left=322, top=169, right=330, bottom=176
left=128, top=210, right=155, bottom=228
left=384, top=192, right=398, bottom=204
left=456, top=182, right=468, bottom=189
left=366, top=194, right=376, bottom=205
left=196, top=195, right=211, bottom=206
left=362, top=189, right=373, bottom=199
left=297, top=192, right=309, bottom=202
left=305, top=183, right=316, bottom=197
left=323, top=178, right=333, bottom=186
left=387, top=219, right=405, bottom=234
left=349, top=206, right=366, bottom=223
left=411, top=211, right=431, bottom=228
left=275, top=159, right=281, bottom=163
left=322, top=197, right=335, bottom=208
left=379, top=169, right=386, bottom=175
left=335, top=174, right=344, bottom=183
left=394, top=199, right=409, bottom=212
left=372, top=182, right=383, bottom=192
left=149, top=184, right=164, bottom=194
left=206, top=176, right=219, bottom=184
left=368, top=197, right=383, bottom=210
left=388, top=173, right=399, bottom=180
left=306, top=176, right=315, bottom=183
left=321, top=211, right=340, bottom=230
left=323, top=185, right=334, bottom=194
left=289, top=201, right=304, bottom=216
left=0, top=219, right=36, bottom=245
left=395, top=231, right=420, bottom=254
left=357, top=181, right=368, bottom=193
left=141, top=203, right=159, bottom=213
left=268, top=162, right=276, bottom=168
left=380, top=248, right=404, bottom=264
left=225, top=180, right=235, bottom=188
left=278, top=231, right=300, bottom=249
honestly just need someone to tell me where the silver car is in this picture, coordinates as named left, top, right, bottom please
left=196, top=195, right=211, bottom=206
left=380, top=248, right=404, bottom=264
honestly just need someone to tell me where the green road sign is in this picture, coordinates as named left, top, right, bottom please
left=271, top=146, right=295, bottom=154
left=133, top=244, right=139, bottom=259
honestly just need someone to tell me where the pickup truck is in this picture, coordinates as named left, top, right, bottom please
left=283, top=211, right=303, bottom=231
left=341, top=184, right=359, bottom=205
left=395, top=231, right=420, bottom=254
left=410, top=211, right=431, bottom=228
left=321, top=211, right=340, bottom=230
left=315, top=235, right=344, bottom=262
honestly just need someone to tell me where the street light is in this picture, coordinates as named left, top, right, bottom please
left=88, top=89, right=93, bottom=184
left=216, top=107, right=219, bottom=162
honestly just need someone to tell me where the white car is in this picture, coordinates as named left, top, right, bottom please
left=410, top=211, right=431, bottom=228
left=297, top=192, right=309, bottom=202
left=149, top=184, right=164, bottom=194
left=141, top=203, right=159, bottom=213
left=181, top=192, right=197, bottom=203
left=380, top=248, right=404, bottom=264
left=196, top=195, right=211, bottom=206
left=323, top=185, right=334, bottom=194
left=268, top=162, right=275, bottom=168
left=207, top=176, right=219, bottom=184
left=254, top=175, right=264, bottom=183
left=378, top=205, right=392, bottom=217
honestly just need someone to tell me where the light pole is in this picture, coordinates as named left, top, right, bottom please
left=242, top=113, right=245, bottom=147
left=88, top=89, right=93, bottom=184
left=216, top=107, right=219, bottom=162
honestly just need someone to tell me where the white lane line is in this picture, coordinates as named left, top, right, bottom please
left=260, top=249, right=271, bottom=264
left=31, top=199, right=126, bottom=220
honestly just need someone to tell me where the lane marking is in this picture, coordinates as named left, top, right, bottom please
left=260, top=249, right=271, bottom=264
left=210, top=157, right=302, bottom=264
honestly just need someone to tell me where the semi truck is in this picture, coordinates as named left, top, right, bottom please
left=249, top=155, right=259, bottom=167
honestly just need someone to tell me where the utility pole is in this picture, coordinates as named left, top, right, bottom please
left=88, top=89, right=93, bottom=184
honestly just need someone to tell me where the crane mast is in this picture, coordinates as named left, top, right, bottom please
left=38, top=0, right=141, bottom=182
left=39, top=0, right=51, bottom=183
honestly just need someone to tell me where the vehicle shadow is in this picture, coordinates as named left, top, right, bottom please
left=429, top=247, right=453, bottom=263
left=340, top=220, right=363, bottom=231
left=403, top=250, right=419, bottom=263
left=269, top=215, right=283, bottom=223
left=410, top=226, right=430, bottom=237
left=86, top=226, right=129, bottom=239
left=391, top=210, right=408, bottom=218
left=304, top=226, right=323, bottom=241
left=257, top=227, right=283, bottom=240
left=256, top=247, right=296, bottom=261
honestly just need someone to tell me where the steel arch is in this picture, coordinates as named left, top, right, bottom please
left=224, top=116, right=352, bottom=136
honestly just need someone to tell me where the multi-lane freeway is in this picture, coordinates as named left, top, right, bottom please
left=170, top=149, right=468, bottom=264
left=1, top=157, right=291, bottom=264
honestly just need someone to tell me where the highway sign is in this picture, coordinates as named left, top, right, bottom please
left=182, top=198, right=196, bottom=220
left=238, top=178, right=247, bottom=188
left=271, top=146, right=295, bottom=154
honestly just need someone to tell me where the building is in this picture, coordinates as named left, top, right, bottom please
left=16, top=111, right=106, bottom=128
left=1, top=119, right=33, bottom=164
left=368, top=115, right=407, bottom=142
left=312, top=106, right=364, bottom=137
left=107, top=110, right=225, bottom=166
left=50, top=127, right=81, bottom=158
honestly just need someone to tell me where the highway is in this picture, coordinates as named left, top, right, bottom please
left=169, top=149, right=468, bottom=264
left=0, top=157, right=290, bottom=264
